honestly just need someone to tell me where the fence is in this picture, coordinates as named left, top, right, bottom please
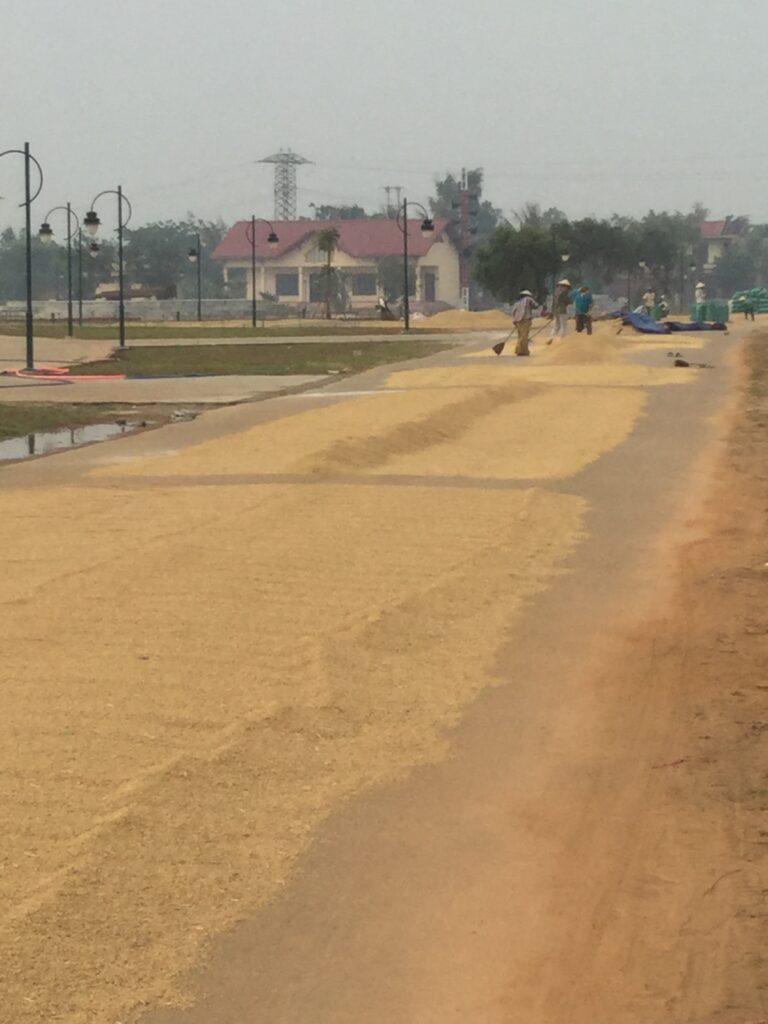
left=0, top=298, right=365, bottom=323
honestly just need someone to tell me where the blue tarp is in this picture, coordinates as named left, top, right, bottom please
left=621, top=312, right=727, bottom=335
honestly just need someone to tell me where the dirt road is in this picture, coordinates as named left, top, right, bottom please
left=1, top=324, right=765, bottom=1023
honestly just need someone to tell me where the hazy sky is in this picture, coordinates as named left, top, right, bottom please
left=1, top=0, right=766, bottom=233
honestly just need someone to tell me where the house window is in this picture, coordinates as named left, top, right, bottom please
left=351, top=273, right=377, bottom=296
left=305, top=246, right=326, bottom=263
left=226, top=267, right=247, bottom=298
left=276, top=272, right=299, bottom=297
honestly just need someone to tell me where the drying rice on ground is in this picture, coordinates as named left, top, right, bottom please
left=0, top=327, right=702, bottom=1023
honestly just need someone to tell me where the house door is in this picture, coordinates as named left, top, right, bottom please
left=423, top=270, right=437, bottom=303
left=309, top=271, right=325, bottom=303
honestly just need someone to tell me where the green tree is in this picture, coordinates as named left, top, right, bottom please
left=311, top=204, right=368, bottom=220
left=709, top=225, right=768, bottom=295
left=179, top=215, right=227, bottom=299
left=563, top=218, right=629, bottom=286
left=316, top=227, right=341, bottom=319
left=123, top=215, right=227, bottom=298
left=377, top=254, right=414, bottom=304
left=635, top=210, right=701, bottom=297
left=81, top=238, right=117, bottom=300
left=123, top=220, right=188, bottom=294
left=709, top=243, right=756, bottom=295
left=0, top=229, right=116, bottom=304
left=429, top=168, right=501, bottom=239
left=474, top=223, right=560, bottom=302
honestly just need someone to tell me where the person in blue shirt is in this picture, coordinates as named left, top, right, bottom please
left=573, top=286, right=594, bottom=335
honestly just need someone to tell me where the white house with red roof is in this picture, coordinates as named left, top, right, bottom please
left=700, top=216, right=749, bottom=271
left=211, top=217, right=461, bottom=309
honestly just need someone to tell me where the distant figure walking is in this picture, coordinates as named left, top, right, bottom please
left=694, top=281, right=707, bottom=320
left=548, top=279, right=572, bottom=344
left=574, top=286, right=594, bottom=335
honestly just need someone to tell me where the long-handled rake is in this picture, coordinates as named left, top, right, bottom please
left=492, top=320, right=552, bottom=356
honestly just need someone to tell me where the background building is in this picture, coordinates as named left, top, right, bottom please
left=212, top=218, right=461, bottom=310
left=700, top=216, right=749, bottom=271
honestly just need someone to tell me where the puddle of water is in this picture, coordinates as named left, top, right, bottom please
left=0, top=422, right=141, bottom=462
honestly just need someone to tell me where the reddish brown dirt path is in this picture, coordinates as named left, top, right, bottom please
left=137, top=338, right=768, bottom=1022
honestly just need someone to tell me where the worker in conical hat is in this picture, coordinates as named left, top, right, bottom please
left=494, top=289, right=544, bottom=356
left=548, top=279, right=573, bottom=344
left=510, top=290, right=543, bottom=356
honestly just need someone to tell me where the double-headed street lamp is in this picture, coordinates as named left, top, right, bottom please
left=187, top=234, right=203, bottom=322
left=626, top=257, right=649, bottom=310
left=550, top=227, right=571, bottom=307
left=39, top=204, right=82, bottom=337
left=244, top=216, right=279, bottom=328
left=395, top=199, right=434, bottom=331
left=0, top=143, right=44, bottom=369
left=84, top=186, right=132, bottom=347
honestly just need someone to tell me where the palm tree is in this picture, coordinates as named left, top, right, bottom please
left=316, top=227, right=340, bottom=320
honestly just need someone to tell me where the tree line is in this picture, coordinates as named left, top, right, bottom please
left=1, top=173, right=765, bottom=306
left=0, top=216, right=227, bottom=303
left=474, top=205, right=707, bottom=305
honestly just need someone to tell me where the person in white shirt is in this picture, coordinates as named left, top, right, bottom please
left=642, top=289, right=656, bottom=317
left=548, top=279, right=572, bottom=342
left=510, top=290, right=543, bottom=356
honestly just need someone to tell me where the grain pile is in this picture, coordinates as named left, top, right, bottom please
left=414, top=308, right=515, bottom=330
left=0, top=328, right=698, bottom=1023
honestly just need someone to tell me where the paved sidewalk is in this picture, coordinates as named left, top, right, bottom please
left=122, top=331, right=492, bottom=347
left=0, top=334, right=114, bottom=368
left=0, top=373, right=328, bottom=404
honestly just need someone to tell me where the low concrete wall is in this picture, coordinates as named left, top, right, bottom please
left=0, top=297, right=456, bottom=324
left=0, top=299, right=303, bottom=323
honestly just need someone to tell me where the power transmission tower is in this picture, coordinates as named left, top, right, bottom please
left=259, top=149, right=312, bottom=220
left=382, top=185, right=403, bottom=218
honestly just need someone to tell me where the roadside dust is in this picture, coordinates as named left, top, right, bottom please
left=491, top=335, right=768, bottom=1022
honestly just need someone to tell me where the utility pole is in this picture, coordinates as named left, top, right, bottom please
left=453, top=168, right=477, bottom=311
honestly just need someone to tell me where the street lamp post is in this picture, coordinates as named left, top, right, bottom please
left=549, top=228, right=570, bottom=307
left=187, top=233, right=203, bottom=322
left=84, top=186, right=132, bottom=347
left=0, top=143, right=44, bottom=369
left=76, top=228, right=84, bottom=325
left=244, top=217, right=279, bottom=328
left=39, top=204, right=81, bottom=338
left=395, top=199, right=434, bottom=331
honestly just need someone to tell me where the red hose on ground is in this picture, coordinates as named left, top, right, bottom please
left=2, top=366, right=126, bottom=382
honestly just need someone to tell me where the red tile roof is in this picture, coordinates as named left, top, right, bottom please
left=212, top=217, right=449, bottom=261
left=701, top=217, right=748, bottom=239
left=701, top=220, right=727, bottom=238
